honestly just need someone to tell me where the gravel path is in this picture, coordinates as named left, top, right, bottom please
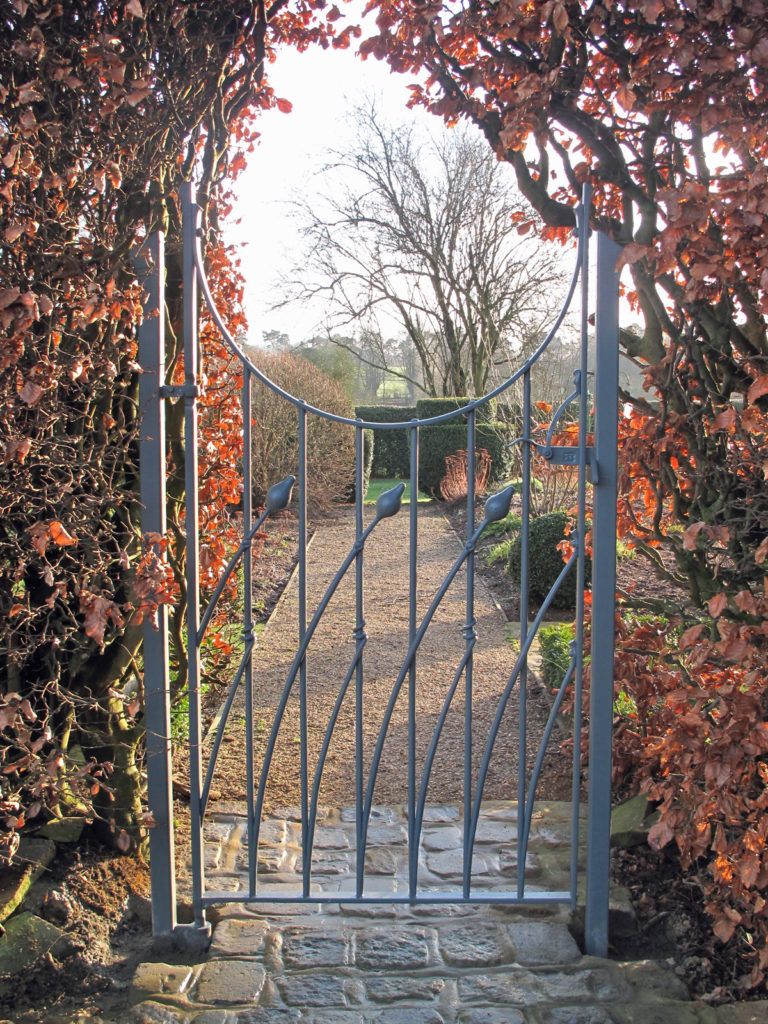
left=204, top=504, right=564, bottom=814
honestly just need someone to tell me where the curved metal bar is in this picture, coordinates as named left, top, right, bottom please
left=197, top=507, right=269, bottom=646
left=518, top=650, right=577, bottom=885
left=306, top=643, right=364, bottom=869
left=543, top=373, right=581, bottom=454
left=360, top=521, right=486, bottom=857
left=200, top=639, right=254, bottom=817
left=251, top=501, right=400, bottom=862
left=466, top=551, right=578, bottom=865
left=187, top=186, right=587, bottom=429
left=412, top=645, right=474, bottom=868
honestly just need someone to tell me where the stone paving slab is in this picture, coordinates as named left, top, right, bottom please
left=201, top=802, right=582, bottom=904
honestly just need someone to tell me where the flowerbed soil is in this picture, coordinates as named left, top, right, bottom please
left=613, top=843, right=762, bottom=1003
left=0, top=842, right=151, bottom=1023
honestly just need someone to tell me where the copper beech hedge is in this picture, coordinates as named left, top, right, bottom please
left=0, top=0, right=352, bottom=857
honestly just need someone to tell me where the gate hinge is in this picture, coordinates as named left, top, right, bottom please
left=159, top=382, right=200, bottom=400
left=538, top=444, right=598, bottom=483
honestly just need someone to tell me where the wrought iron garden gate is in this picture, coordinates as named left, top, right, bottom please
left=138, top=182, right=620, bottom=955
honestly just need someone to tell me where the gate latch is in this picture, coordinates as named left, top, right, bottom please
left=159, top=382, right=200, bottom=400
left=538, top=444, right=598, bottom=483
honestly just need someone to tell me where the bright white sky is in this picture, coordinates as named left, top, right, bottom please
left=227, top=20, right=440, bottom=346
left=225, top=15, right=624, bottom=353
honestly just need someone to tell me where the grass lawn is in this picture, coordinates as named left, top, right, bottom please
left=364, top=476, right=430, bottom=506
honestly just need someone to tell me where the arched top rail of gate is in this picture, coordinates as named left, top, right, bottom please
left=182, top=180, right=591, bottom=426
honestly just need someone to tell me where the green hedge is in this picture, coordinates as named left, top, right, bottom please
left=508, top=510, right=592, bottom=609
left=415, top=396, right=497, bottom=423
left=418, top=421, right=512, bottom=495
left=355, top=405, right=415, bottom=478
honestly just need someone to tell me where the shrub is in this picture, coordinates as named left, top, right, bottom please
left=419, top=422, right=512, bottom=495
left=484, top=511, right=522, bottom=566
left=439, top=448, right=492, bottom=503
left=415, top=396, right=497, bottom=422
left=355, top=405, right=415, bottom=477
left=252, top=353, right=355, bottom=510
left=538, top=622, right=575, bottom=689
left=508, top=510, right=591, bottom=609
left=576, top=600, right=768, bottom=989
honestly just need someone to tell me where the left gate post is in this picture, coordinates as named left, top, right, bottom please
left=136, top=232, right=176, bottom=937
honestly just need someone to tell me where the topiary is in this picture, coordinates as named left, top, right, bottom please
left=415, top=396, right=497, bottom=422
left=507, top=510, right=591, bottom=609
left=354, top=405, right=415, bottom=477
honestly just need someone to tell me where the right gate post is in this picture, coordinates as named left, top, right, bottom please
left=584, top=230, right=621, bottom=956
left=136, top=232, right=176, bottom=938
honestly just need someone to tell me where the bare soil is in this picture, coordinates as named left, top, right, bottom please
left=612, top=843, right=764, bottom=1003
left=0, top=843, right=151, bottom=1024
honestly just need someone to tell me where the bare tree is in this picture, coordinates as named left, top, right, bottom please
left=278, top=105, right=566, bottom=397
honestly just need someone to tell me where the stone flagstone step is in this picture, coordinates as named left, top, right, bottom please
left=125, top=910, right=731, bottom=1024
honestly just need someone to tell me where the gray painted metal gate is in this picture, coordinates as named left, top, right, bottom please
left=138, top=182, right=620, bottom=955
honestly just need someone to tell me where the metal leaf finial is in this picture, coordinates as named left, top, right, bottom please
left=483, top=484, right=515, bottom=525
left=375, top=481, right=405, bottom=520
left=266, top=475, right=295, bottom=515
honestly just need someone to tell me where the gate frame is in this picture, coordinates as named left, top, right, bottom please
left=137, top=194, right=620, bottom=956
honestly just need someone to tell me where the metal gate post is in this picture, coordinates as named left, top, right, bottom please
left=584, top=230, right=621, bottom=956
left=136, top=232, right=177, bottom=937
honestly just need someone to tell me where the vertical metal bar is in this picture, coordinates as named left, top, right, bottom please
left=243, top=368, right=257, bottom=899
left=298, top=405, right=310, bottom=896
left=181, top=181, right=206, bottom=928
left=517, top=369, right=531, bottom=899
left=463, top=411, right=476, bottom=899
left=354, top=425, right=365, bottom=897
left=585, top=230, right=621, bottom=957
left=407, top=422, right=419, bottom=898
left=136, top=231, right=176, bottom=937
left=571, top=188, right=591, bottom=903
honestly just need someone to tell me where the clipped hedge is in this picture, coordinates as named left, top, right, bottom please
left=418, top=421, right=512, bottom=495
left=355, top=405, right=415, bottom=478
left=415, top=396, right=497, bottom=423
left=508, top=510, right=592, bottom=609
